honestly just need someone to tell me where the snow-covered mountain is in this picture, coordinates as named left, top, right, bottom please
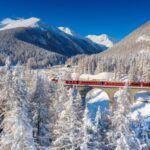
left=0, top=17, right=109, bottom=67
left=58, top=27, right=116, bottom=48
left=86, top=34, right=117, bottom=48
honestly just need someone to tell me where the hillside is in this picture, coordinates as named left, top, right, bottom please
left=100, top=20, right=150, bottom=56
left=67, top=20, right=150, bottom=82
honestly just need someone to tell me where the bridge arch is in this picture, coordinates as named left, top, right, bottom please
left=78, top=86, right=120, bottom=111
left=126, top=88, right=150, bottom=103
left=85, top=88, right=110, bottom=123
left=86, top=88, right=109, bottom=102
left=134, top=90, right=150, bottom=102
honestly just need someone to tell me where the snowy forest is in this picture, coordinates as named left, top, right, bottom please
left=0, top=58, right=149, bottom=150
left=67, top=53, right=150, bottom=82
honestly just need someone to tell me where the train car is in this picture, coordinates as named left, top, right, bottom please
left=103, top=81, right=125, bottom=86
left=130, top=82, right=141, bottom=87
left=65, top=80, right=79, bottom=85
left=79, top=80, right=100, bottom=86
left=142, top=82, right=150, bottom=87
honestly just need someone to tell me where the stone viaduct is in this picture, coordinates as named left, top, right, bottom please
left=76, top=85, right=150, bottom=111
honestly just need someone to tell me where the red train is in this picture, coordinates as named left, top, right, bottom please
left=65, top=80, right=125, bottom=86
left=52, top=79, right=150, bottom=88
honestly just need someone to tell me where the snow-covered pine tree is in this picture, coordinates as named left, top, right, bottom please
left=81, top=106, right=93, bottom=150
left=92, top=106, right=110, bottom=150
left=134, top=112, right=150, bottom=150
left=31, top=74, right=53, bottom=149
left=51, top=80, right=70, bottom=150
left=0, top=64, right=36, bottom=150
left=69, top=87, right=84, bottom=149
left=52, top=86, right=83, bottom=150
left=108, top=87, right=141, bottom=150
left=92, top=106, right=103, bottom=150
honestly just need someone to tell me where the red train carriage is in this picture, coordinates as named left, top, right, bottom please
left=52, top=79, right=150, bottom=88
left=79, top=81, right=100, bottom=85
left=143, top=82, right=150, bottom=87
left=130, top=82, right=141, bottom=87
left=103, top=82, right=125, bottom=86
left=65, top=80, right=79, bottom=85
left=130, top=82, right=150, bottom=87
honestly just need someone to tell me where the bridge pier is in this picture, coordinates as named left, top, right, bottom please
left=77, top=86, right=93, bottom=106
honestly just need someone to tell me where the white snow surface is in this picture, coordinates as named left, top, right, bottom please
left=79, top=72, right=115, bottom=81
left=86, top=34, right=117, bottom=48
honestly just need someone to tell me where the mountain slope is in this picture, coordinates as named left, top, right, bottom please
left=0, top=18, right=107, bottom=59
left=100, top=20, right=150, bottom=56
left=0, top=28, right=66, bottom=67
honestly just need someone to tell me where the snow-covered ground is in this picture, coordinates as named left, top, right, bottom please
left=79, top=72, right=129, bottom=82
left=79, top=72, right=115, bottom=81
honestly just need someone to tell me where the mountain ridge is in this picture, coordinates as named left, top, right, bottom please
left=86, top=34, right=117, bottom=48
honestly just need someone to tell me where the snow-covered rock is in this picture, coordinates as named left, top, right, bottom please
left=86, top=34, right=117, bottom=48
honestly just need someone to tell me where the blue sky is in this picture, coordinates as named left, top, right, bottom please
left=0, top=0, right=150, bottom=39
